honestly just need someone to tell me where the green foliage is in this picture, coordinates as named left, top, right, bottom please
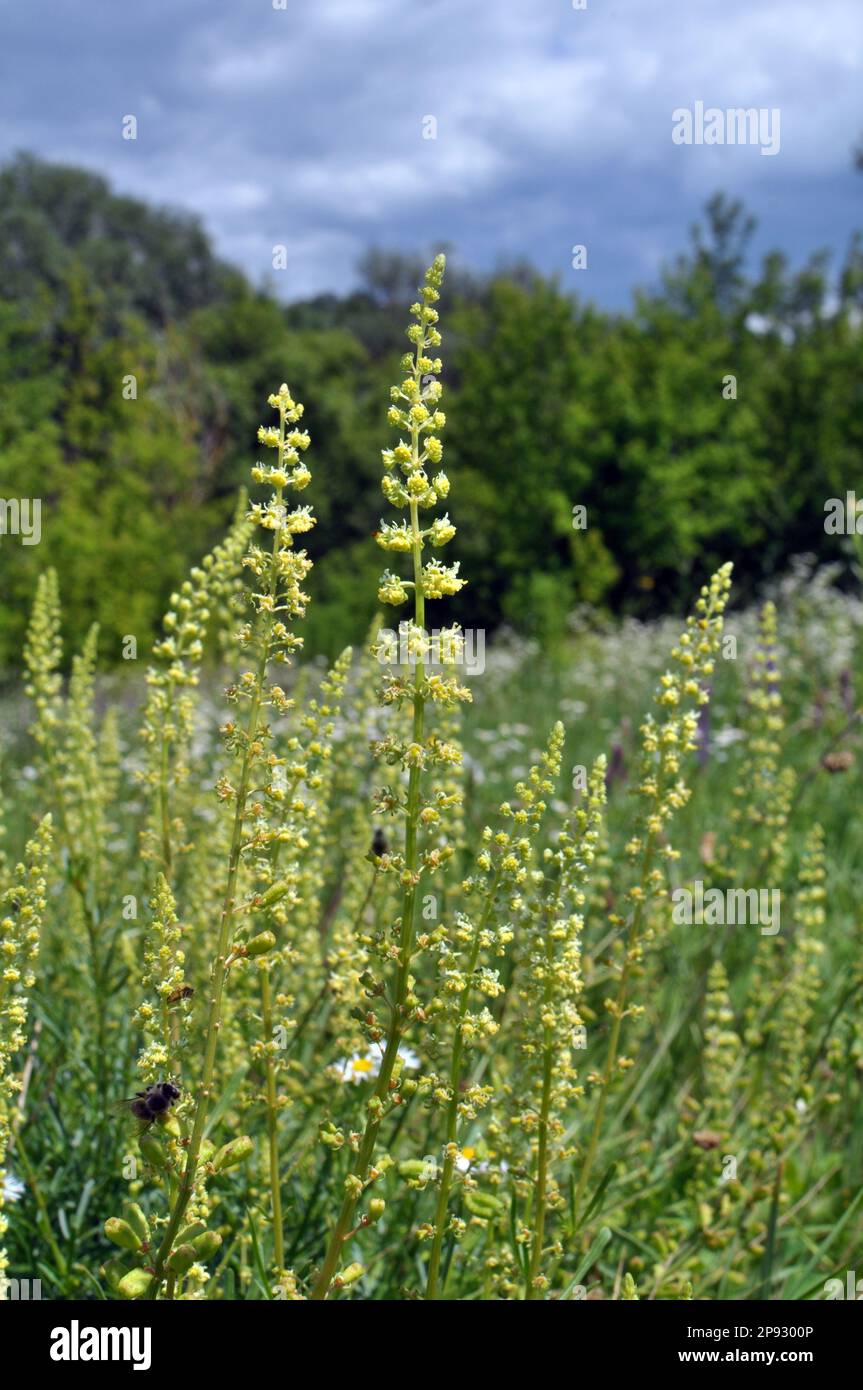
left=2, top=159, right=862, bottom=672
left=1, top=252, right=860, bottom=1303
left=4, top=535, right=861, bottom=1301
left=0, top=152, right=239, bottom=327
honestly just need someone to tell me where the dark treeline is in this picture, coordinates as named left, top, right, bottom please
left=1, top=152, right=861, bottom=667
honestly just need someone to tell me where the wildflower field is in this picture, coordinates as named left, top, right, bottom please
left=0, top=255, right=861, bottom=1307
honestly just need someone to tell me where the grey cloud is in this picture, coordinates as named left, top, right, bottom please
left=1, top=0, right=861, bottom=304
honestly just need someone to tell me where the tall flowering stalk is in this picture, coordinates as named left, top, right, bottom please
left=424, top=723, right=566, bottom=1299
left=0, top=817, right=52, bottom=1285
left=520, top=754, right=606, bottom=1298
left=62, top=624, right=105, bottom=899
left=672, top=959, right=744, bottom=1278
left=140, top=504, right=251, bottom=878
left=310, top=253, right=467, bottom=1299
left=766, top=824, right=826, bottom=1142
left=24, top=580, right=103, bottom=887
left=23, top=572, right=64, bottom=828
left=698, top=961, right=742, bottom=1150
left=249, top=647, right=351, bottom=1278
left=24, top=584, right=111, bottom=1082
left=709, top=600, right=794, bottom=889
left=572, top=564, right=733, bottom=1222
left=133, top=875, right=191, bottom=1083
left=144, top=384, right=315, bottom=1296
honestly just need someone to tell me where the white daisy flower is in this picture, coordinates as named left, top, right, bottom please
left=331, top=1042, right=420, bottom=1084
left=2, top=1173, right=25, bottom=1203
left=392, top=1044, right=420, bottom=1071
left=332, top=1052, right=379, bottom=1084
left=713, top=726, right=745, bottom=749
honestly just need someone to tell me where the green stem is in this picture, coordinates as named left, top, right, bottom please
left=425, top=861, right=505, bottom=1299
left=261, top=969, right=285, bottom=1273
left=157, top=683, right=176, bottom=877
left=10, top=1131, right=69, bottom=1277
left=147, top=673, right=265, bottom=1297
left=42, top=751, right=107, bottom=1096
left=571, top=837, right=655, bottom=1226
left=146, top=424, right=290, bottom=1298
left=255, top=751, right=328, bottom=1274
left=308, top=1020, right=409, bottom=1299
left=310, top=353, right=427, bottom=1301
left=525, top=903, right=556, bottom=1299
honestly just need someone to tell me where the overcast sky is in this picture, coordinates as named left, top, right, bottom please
left=2, top=0, right=861, bottom=306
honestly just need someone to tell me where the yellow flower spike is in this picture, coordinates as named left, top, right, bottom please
left=311, top=254, right=466, bottom=1301
left=573, top=565, right=733, bottom=1229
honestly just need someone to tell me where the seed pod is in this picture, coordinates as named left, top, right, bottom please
left=167, top=1243, right=197, bottom=1274
left=100, top=1257, right=130, bottom=1294
left=245, top=931, right=277, bottom=958
left=213, top=1135, right=253, bottom=1172
left=366, top=1198, right=386, bottom=1223
left=398, top=1159, right=427, bottom=1180
left=139, top=1133, right=167, bottom=1169
left=123, top=1203, right=150, bottom=1245
left=335, top=1262, right=364, bottom=1287
left=192, top=1230, right=222, bottom=1260
left=464, top=1191, right=505, bottom=1219
left=104, top=1217, right=142, bottom=1252
left=177, top=1220, right=206, bottom=1246
left=255, top=880, right=292, bottom=908
left=117, top=1268, right=153, bottom=1300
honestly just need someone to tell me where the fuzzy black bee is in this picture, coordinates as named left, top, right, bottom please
left=371, top=827, right=388, bottom=857
left=120, top=1081, right=180, bottom=1128
left=167, top=985, right=194, bottom=1005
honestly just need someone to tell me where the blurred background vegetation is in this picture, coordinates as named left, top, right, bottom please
left=1, top=151, right=861, bottom=670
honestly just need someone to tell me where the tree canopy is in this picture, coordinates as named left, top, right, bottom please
left=1, top=156, right=860, bottom=668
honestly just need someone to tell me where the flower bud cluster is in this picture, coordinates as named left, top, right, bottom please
left=376, top=255, right=465, bottom=609
left=140, top=508, right=252, bottom=866
left=511, top=754, right=607, bottom=1140
left=0, top=816, right=51, bottom=1282
left=133, top=874, right=191, bottom=1082
left=626, top=564, right=734, bottom=895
